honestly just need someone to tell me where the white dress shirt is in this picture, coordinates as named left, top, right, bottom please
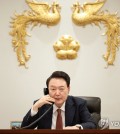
left=51, top=103, right=65, bottom=129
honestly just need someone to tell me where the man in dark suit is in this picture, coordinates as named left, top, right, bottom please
left=21, top=71, right=96, bottom=129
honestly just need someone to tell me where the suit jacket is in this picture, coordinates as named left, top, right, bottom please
left=21, top=96, right=96, bottom=129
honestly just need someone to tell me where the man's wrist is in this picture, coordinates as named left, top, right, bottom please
left=31, top=106, right=38, bottom=116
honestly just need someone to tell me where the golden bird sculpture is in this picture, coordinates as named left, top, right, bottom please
left=72, top=0, right=120, bottom=67
left=10, top=0, right=61, bottom=68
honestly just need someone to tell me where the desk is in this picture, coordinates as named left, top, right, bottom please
left=0, top=129, right=120, bottom=134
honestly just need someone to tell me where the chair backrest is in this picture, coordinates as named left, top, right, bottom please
left=79, top=96, right=101, bottom=128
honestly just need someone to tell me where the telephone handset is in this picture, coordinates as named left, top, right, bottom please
left=43, top=88, right=49, bottom=95
left=43, top=88, right=54, bottom=104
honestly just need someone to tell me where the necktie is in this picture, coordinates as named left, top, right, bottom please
left=56, top=109, right=63, bottom=129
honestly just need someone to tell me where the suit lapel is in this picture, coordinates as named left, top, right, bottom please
left=65, top=96, right=75, bottom=126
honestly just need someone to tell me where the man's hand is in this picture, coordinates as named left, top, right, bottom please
left=63, top=125, right=80, bottom=130
left=33, top=95, right=55, bottom=112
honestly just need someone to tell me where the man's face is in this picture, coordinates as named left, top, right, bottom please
left=48, top=78, right=70, bottom=108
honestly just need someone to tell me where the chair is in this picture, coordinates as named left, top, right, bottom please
left=79, top=96, right=108, bottom=129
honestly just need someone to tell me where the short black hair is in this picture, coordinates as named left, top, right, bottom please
left=46, top=71, right=70, bottom=87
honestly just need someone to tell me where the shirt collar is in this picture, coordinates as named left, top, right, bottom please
left=53, top=102, right=65, bottom=113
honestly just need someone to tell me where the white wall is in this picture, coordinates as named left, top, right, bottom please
left=0, top=0, right=120, bottom=129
